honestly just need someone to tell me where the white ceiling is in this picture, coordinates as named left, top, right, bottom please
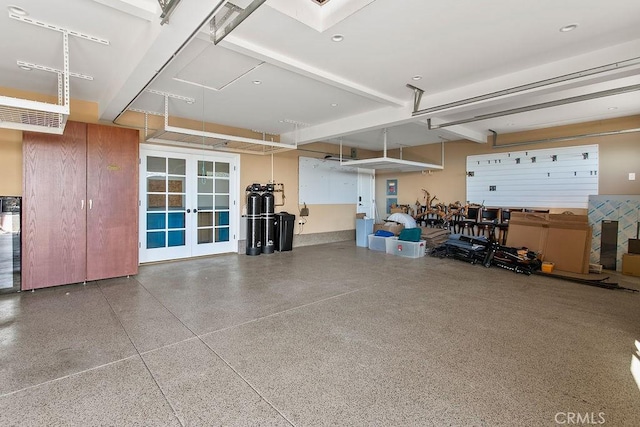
left=1, top=0, right=639, bottom=151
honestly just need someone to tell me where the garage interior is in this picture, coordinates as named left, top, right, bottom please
left=1, top=0, right=639, bottom=425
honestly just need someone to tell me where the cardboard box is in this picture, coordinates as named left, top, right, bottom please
left=506, top=212, right=549, bottom=253
left=545, top=221, right=591, bottom=274
left=628, top=238, right=640, bottom=254
left=390, top=207, right=408, bottom=214
left=506, top=214, right=546, bottom=251
left=622, top=253, right=640, bottom=277
left=374, top=223, right=404, bottom=236
left=506, top=212, right=592, bottom=274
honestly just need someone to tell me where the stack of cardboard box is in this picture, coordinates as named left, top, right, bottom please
left=506, top=212, right=592, bottom=274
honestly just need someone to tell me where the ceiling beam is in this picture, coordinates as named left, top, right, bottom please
left=281, top=104, right=487, bottom=145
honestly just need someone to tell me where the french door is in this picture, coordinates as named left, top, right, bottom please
left=139, top=145, right=239, bottom=263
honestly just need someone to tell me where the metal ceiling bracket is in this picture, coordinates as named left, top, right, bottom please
left=164, top=95, right=169, bottom=128
left=62, top=30, right=69, bottom=109
left=210, top=0, right=267, bottom=45
left=406, top=84, right=424, bottom=113
left=8, top=13, right=110, bottom=45
left=17, top=61, right=94, bottom=80
left=489, top=129, right=498, bottom=146
left=128, top=108, right=164, bottom=116
left=146, top=89, right=195, bottom=104
left=429, top=83, right=640, bottom=129
left=383, top=128, right=388, bottom=157
left=158, top=0, right=182, bottom=25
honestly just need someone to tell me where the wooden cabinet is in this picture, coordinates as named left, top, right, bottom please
left=22, top=121, right=139, bottom=290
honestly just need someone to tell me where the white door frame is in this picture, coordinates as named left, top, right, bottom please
left=139, top=143, right=240, bottom=263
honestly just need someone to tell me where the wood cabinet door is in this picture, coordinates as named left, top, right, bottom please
left=22, top=121, right=88, bottom=290
left=86, top=124, right=139, bottom=281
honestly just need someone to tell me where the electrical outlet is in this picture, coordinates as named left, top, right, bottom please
left=300, top=207, right=309, bottom=216
left=298, top=219, right=305, bottom=225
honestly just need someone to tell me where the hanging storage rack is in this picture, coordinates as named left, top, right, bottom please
left=340, top=128, right=444, bottom=172
left=142, top=91, right=298, bottom=155
left=0, top=13, right=108, bottom=134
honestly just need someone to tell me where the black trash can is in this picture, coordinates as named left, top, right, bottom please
left=274, top=212, right=295, bottom=252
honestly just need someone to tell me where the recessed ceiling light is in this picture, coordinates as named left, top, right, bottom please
left=412, top=75, right=422, bottom=81
left=18, top=64, right=31, bottom=71
left=607, top=106, right=618, bottom=111
left=7, top=5, right=28, bottom=16
left=559, top=24, right=578, bottom=32
left=252, top=80, right=262, bottom=85
left=330, top=103, right=338, bottom=107
left=331, top=34, right=344, bottom=42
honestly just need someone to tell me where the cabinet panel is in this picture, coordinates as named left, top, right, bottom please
left=22, top=121, right=87, bottom=290
left=86, top=125, right=139, bottom=281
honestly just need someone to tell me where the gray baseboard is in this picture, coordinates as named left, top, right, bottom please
left=238, top=229, right=355, bottom=254
left=293, top=229, right=355, bottom=248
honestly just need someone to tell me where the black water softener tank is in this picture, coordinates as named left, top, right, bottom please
left=246, top=184, right=262, bottom=256
left=261, top=184, right=275, bottom=254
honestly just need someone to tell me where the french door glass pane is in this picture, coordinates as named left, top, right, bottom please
left=168, top=230, right=185, bottom=247
left=215, top=162, right=230, bottom=177
left=198, top=212, right=213, bottom=227
left=168, top=158, right=186, bottom=175
left=198, top=178, right=213, bottom=193
left=147, top=156, right=166, bottom=173
left=198, top=161, right=214, bottom=177
left=147, top=176, right=165, bottom=192
left=198, top=195, right=213, bottom=210
left=147, top=213, right=165, bottom=230
left=215, top=179, right=229, bottom=193
left=168, top=212, right=185, bottom=229
left=168, top=176, right=185, bottom=193
left=148, top=194, right=166, bottom=211
left=216, top=227, right=229, bottom=242
left=168, top=195, right=185, bottom=210
left=147, top=231, right=165, bottom=249
left=215, top=195, right=229, bottom=209
left=198, top=228, right=213, bottom=244
left=215, top=212, right=229, bottom=226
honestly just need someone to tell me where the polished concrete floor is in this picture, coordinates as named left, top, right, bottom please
left=1, top=241, right=639, bottom=426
